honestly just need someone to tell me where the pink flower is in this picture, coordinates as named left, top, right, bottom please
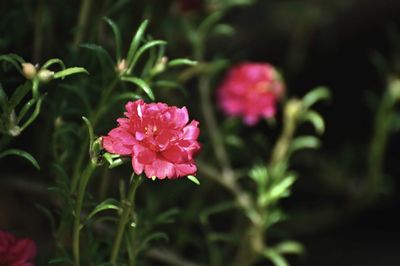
left=217, top=62, right=285, bottom=125
left=103, top=100, right=200, bottom=179
left=0, top=230, right=36, bottom=266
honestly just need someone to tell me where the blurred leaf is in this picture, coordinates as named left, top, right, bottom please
left=103, top=17, right=122, bottom=61
left=154, top=80, right=186, bottom=96
left=0, top=83, right=8, bottom=112
left=16, top=98, right=36, bottom=123
left=139, top=232, right=169, bottom=251
left=154, top=208, right=180, bottom=224
left=200, top=201, right=237, bottom=225
left=262, top=249, right=289, bottom=266
left=302, top=110, right=325, bottom=134
left=112, top=92, right=141, bottom=104
left=121, top=76, right=154, bottom=100
left=167, top=58, right=198, bottom=67
left=289, top=136, right=321, bottom=154
left=86, top=198, right=120, bottom=222
left=275, top=240, right=305, bottom=255
left=211, top=24, right=235, bottom=36
left=187, top=175, right=200, bottom=185
left=302, top=86, right=330, bottom=109
left=0, top=149, right=40, bottom=169
left=127, top=20, right=149, bottom=67
left=80, top=43, right=115, bottom=67
left=35, top=203, right=56, bottom=235
left=268, top=174, right=296, bottom=201
left=54, top=67, right=88, bottom=79
left=48, top=257, right=74, bottom=265
left=198, top=11, right=224, bottom=36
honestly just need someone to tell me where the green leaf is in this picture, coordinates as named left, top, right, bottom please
left=262, top=249, right=289, bottom=266
left=82, top=116, right=94, bottom=155
left=268, top=174, right=296, bottom=201
left=289, top=136, right=321, bottom=154
left=127, top=20, right=149, bottom=67
left=302, top=86, right=330, bottom=109
left=54, top=67, right=88, bottom=79
left=16, top=98, right=36, bottom=123
left=0, top=149, right=40, bottom=170
left=121, top=76, right=154, bottom=100
left=140, top=232, right=169, bottom=250
left=48, top=257, right=74, bottom=265
left=80, top=43, right=115, bottom=67
left=112, top=92, right=141, bottom=104
left=85, top=198, right=120, bottom=222
left=0, top=54, right=24, bottom=73
left=187, top=175, right=200, bottom=185
left=167, top=58, right=198, bottom=67
left=275, top=240, right=305, bottom=255
left=154, top=208, right=180, bottom=224
left=127, top=40, right=167, bottom=74
left=0, top=83, right=8, bottom=113
left=103, top=17, right=122, bottom=61
left=200, top=201, right=237, bottom=225
left=211, top=24, right=235, bottom=36
left=42, top=58, right=65, bottom=72
left=302, top=110, right=325, bottom=134
left=8, top=82, right=31, bottom=112
left=20, top=94, right=45, bottom=131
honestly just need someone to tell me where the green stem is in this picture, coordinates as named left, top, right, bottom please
left=110, top=175, right=142, bottom=265
left=70, top=78, right=119, bottom=194
left=73, top=0, right=93, bottom=46
left=72, top=161, right=97, bottom=266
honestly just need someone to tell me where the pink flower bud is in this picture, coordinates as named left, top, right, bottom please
left=217, top=62, right=285, bottom=125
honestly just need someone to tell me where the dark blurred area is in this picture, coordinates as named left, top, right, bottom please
left=1, top=0, right=400, bottom=265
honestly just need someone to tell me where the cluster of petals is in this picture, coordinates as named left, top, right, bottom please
left=103, top=100, right=200, bottom=179
left=217, top=62, right=285, bottom=125
left=0, top=230, right=36, bottom=266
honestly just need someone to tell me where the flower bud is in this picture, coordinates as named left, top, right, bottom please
left=116, top=59, right=127, bottom=75
left=285, top=99, right=303, bottom=121
left=22, top=63, right=37, bottom=80
left=37, top=69, right=54, bottom=83
left=151, top=56, right=168, bottom=75
left=389, top=77, right=400, bottom=100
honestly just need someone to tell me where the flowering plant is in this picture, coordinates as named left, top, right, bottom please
left=0, top=230, right=36, bottom=266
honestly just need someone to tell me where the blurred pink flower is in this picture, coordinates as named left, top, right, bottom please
left=0, top=230, right=36, bottom=266
left=103, top=100, right=200, bottom=179
left=217, top=62, right=285, bottom=125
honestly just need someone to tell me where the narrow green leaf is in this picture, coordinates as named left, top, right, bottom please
left=275, top=240, right=305, bottom=255
left=268, top=174, right=296, bottom=201
left=302, top=110, right=325, bottom=134
left=82, top=116, right=94, bottom=155
left=80, top=43, right=115, bottom=67
left=127, top=20, right=149, bottom=67
left=289, top=136, right=321, bottom=154
left=112, top=92, right=141, bottom=104
left=127, top=40, right=167, bottom=74
left=200, top=201, right=237, bottom=225
left=262, top=249, right=289, bottom=266
left=0, top=149, right=40, bottom=170
left=54, top=67, right=88, bottom=79
left=121, top=76, right=154, bottom=100
left=85, top=198, right=120, bottom=222
left=167, top=58, right=198, bottom=67
left=140, top=232, right=169, bottom=250
left=42, top=58, right=65, bottom=72
left=20, top=94, right=45, bottom=131
left=0, top=83, right=8, bottom=112
left=17, top=98, right=37, bottom=124
left=103, top=17, right=122, bottom=61
left=154, top=208, right=180, bottom=224
left=8, top=82, right=31, bottom=112
left=0, top=54, right=24, bottom=73
left=187, top=175, right=200, bottom=185
left=48, top=257, right=74, bottom=265
left=302, top=86, right=330, bottom=109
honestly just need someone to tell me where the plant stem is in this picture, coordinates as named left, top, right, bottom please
left=72, top=161, right=97, bottom=266
left=73, top=0, right=93, bottom=46
left=110, top=175, right=142, bottom=265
